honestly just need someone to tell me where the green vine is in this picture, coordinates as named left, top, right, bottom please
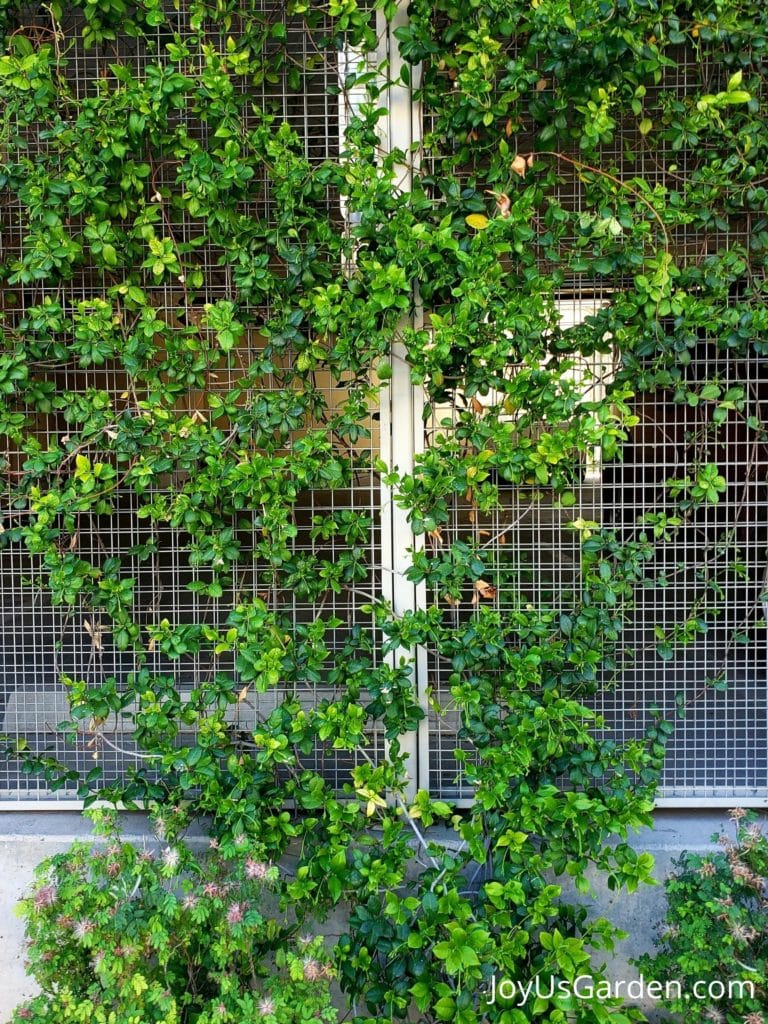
left=2, top=1, right=767, bottom=1022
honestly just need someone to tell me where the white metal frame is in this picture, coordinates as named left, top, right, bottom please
left=377, top=3, right=427, bottom=803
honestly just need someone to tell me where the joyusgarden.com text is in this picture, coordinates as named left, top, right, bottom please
left=487, top=974, right=756, bottom=1007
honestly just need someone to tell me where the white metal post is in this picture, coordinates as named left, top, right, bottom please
left=377, top=3, right=426, bottom=803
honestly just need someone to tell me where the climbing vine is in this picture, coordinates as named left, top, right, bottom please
left=2, top=1, right=767, bottom=1022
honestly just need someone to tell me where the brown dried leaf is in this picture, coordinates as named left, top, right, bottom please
left=474, top=579, right=497, bottom=600
left=495, top=191, right=511, bottom=217
left=536, top=78, right=550, bottom=91
left=84, top=618, right=109, bottom=652
left=511, top=154, right=527, bottom=178
left=444, top=594, right=461, bottom=607
left=238, top=686, right=250, bottom=703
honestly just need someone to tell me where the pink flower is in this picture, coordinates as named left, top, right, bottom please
left=73, top=919, right=93, bottom=941
left=729, top=807, right=747, bottom=821
left=182, top=894, right=198, bottom=910
left=106, top=861, right=120, bottom=877
left=33, top=885, right=57, bottom=910
left=302, top=957, right=323, bottom=981
left=203, top=882, right=221, bottom=898
left=209, top=838, right=219, bottom=850
left=245, top=859, right=270, bottom=880
left=226, top=902, right=245, bottom=925
left=258, top=996, right=275, bottom=1016
left=162, top=847, right=180, bottom=871
left=729, top=922, right=757, bottom=943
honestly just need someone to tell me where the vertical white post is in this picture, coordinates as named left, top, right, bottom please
left=377, top=3, right=425, bottom=803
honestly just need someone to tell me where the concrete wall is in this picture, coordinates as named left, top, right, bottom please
left=0, top=810, right=736, bottom=1023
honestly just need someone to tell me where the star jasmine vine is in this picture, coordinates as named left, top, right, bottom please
left=3, top=0, right=767, bottom=1022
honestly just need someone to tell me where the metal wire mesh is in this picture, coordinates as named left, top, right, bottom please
left=419, top=31, right=768, bottom=803
left=2, top=5, right=766, bottom=806
left=424, top=306, right=768, bottom=802
left=0, top=2, right=383, bottom=801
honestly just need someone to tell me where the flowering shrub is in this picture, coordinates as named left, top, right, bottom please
left=637, top=812, right=768, bottom=1023
left=12, top=808, right=337, bottom=1024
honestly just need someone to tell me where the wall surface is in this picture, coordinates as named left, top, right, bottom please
left=0, top=810, right=738, bottom=1023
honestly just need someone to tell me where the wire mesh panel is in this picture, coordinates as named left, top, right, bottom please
left=422, top=298, right=613, bottom=801
left=598, top=351, right=768, bottom=798
left=422, top=304, right=768, bottom=803
left=416, top=21, right=768, bottom=803
left=0, top=2, right=384, bottom=801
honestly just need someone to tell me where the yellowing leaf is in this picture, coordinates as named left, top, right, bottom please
left=465, top=213, right=489, bottom=230
left=132, top=974, right=149, bottom=997
left=356, top=787, right=386, bottom=816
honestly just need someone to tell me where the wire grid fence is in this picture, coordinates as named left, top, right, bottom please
left=421, top=37, right=768, bottom=802
left=2, top=7, right=766, bottom=805
left=0, top=2, right=385, bottom=800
